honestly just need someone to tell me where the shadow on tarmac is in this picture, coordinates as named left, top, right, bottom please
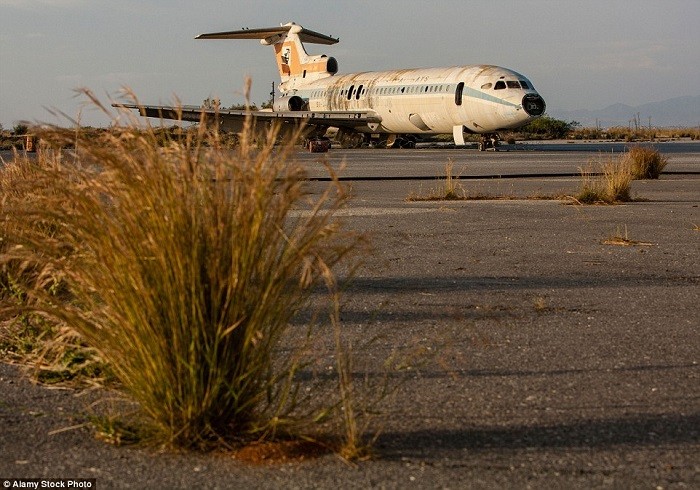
left=377, top=412, right=700, bottom=457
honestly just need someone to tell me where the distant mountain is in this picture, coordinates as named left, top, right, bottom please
left=549, top=96, right=700, bottom=128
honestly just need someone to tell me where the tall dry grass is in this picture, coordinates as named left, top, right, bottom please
left=577, top=155, right=634, bottom=204
left=623, top=146, right=668, bottom=179
left=1, top=90, right=364, bottom=450
left=406, top=159, right=465, bottom=201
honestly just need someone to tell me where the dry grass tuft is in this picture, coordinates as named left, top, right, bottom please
left=1, top=88, right=368, bottom=452
left=532, top=296, right=549, bottom=313
left=623, top=146, right=668, bottom=179
left=0, top=151, right=109, bottom=385
left=576, top=155, right=634, bottom=204
left=602, top=226, right=653, bottom=247
left=406, top=159, right=466, bottom=201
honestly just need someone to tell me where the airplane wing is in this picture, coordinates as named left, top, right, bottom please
left=113, top=103, right=382, bottom=131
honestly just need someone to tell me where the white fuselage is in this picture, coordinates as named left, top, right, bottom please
left=283, top=64, right=545, bottom=135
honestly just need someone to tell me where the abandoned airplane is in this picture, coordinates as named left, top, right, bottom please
left=117, top=22, right=546, bottom=150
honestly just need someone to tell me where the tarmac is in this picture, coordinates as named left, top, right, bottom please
left=1, top=141, right=698, bottom=488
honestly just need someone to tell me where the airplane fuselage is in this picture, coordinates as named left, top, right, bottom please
left=281, top=64, right=545, bottom=135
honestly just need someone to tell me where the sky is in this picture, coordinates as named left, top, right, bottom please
left=1, top=0, right=699, bottom=128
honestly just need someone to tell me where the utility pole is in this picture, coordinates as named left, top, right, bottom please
left=270, top=82, right=275, bottom=108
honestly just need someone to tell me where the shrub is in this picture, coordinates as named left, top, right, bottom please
left=12, top=123, right=29, bottom=136
left=520, top=115, right=579, bottom=139
left=624, top=146, right=668, bottom=179
left=1, top=91, right=362, bottom=449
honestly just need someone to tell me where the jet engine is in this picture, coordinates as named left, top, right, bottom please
left=273, top=95, right=307, bottom=112
left=324, top=56, right=338, bottom=75
left=522, top=94, right=546, bottom=116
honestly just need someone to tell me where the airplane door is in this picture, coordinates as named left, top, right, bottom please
left=455, top=82, right=464, bottom=106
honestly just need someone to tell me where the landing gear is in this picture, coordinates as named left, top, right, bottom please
left=386, top=134, right=416, bottom=149
left=478, top=133, right=500, bottom=151
left=336, top=129, right=366, bottom=149
left=306, top=137, right=332, bottom=153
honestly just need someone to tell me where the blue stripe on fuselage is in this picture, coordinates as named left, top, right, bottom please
left=294, top=83, right=522, bottom=109
left=463, top=86, right=520, bottom=108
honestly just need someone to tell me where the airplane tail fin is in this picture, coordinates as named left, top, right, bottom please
left=196, top=23, right=339, bottom=89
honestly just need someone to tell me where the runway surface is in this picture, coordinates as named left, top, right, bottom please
left=1, top=141, right=699, bottom=488
left=296, top=140, right=700, bottom=180
left=294, top=140, right=700, bottom=207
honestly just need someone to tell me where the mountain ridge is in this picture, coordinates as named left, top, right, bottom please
left=549, top=95, right=700, bottom=128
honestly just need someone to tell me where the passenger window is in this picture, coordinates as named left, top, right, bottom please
left=494, top=81, right=506, bottom=90
left=506, top=81, right=520, bottom=89
left=519, top=80, right=530, bottom=89
left=455, top=82, right=464, bottom=105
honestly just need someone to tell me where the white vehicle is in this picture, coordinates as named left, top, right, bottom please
left=119, top=22, right=546, bottom=150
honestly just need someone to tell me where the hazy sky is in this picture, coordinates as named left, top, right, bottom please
left=1, top=0, right=698, bottom=128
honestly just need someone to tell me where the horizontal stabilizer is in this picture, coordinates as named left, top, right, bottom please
left=195, top=25, right=338, bottom=45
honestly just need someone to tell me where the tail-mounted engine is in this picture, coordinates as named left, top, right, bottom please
left=317, top=55, right=338, bottom=75
left=273, top=95, right=308, bottom=112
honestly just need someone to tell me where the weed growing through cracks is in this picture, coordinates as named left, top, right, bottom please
left=602, top=225, right=653, bottom=247
left=406, top=160, right=567, bottom=202
left=406, top=159, right=466, bottom=201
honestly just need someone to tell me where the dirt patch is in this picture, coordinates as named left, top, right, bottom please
left=232, top=439, right=331, bottom=465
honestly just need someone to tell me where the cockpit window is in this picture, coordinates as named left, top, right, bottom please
left=494, top=81, right=506, bottom=90
left=481, top=83, right=492, bottom=90
left=519, top=80, right=530, bottom=90
left=506, top=81, right=520, bottom=89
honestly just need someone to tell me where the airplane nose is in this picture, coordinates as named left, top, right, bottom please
left=523, top=94, right=546, bottom=116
